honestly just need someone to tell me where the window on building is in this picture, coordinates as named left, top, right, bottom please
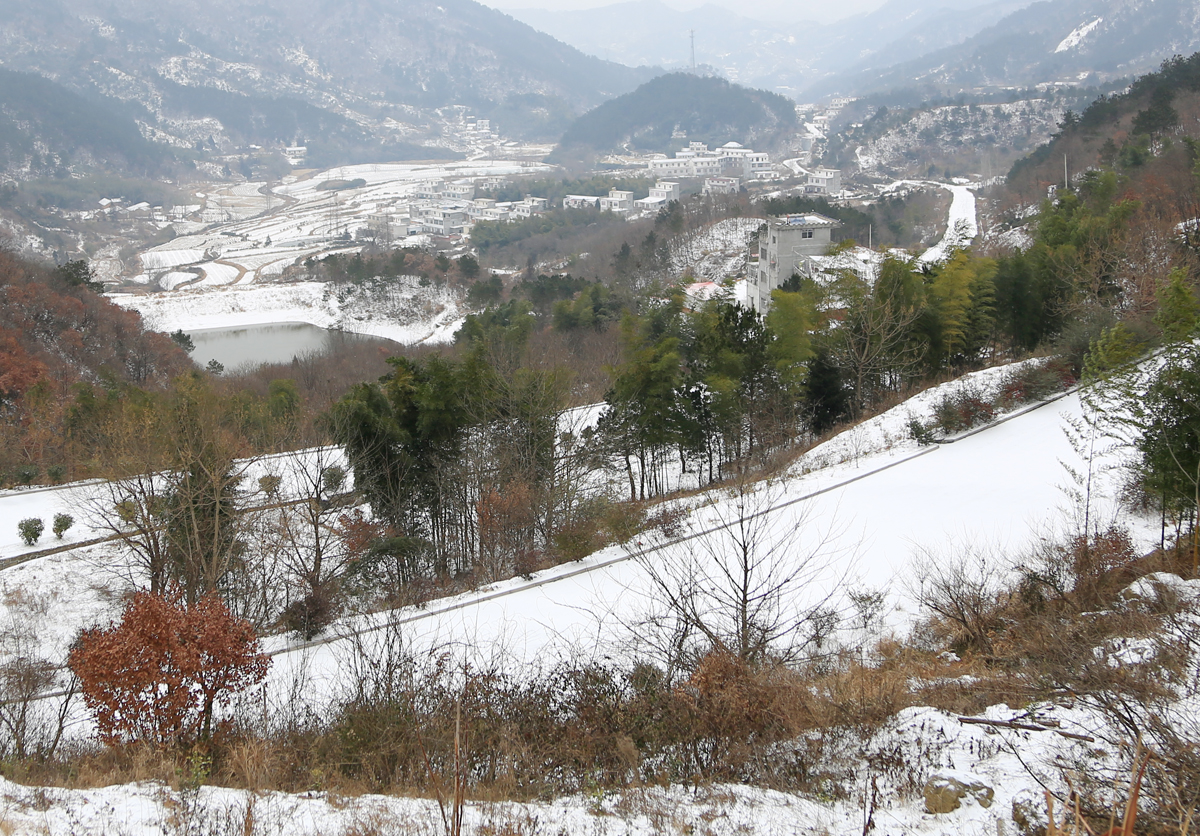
left=801, top=230, right=814, bottom=239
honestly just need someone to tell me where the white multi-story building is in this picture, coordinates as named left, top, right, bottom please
left=649, top=181, right=681, bottom=202
left=511, top=196, right=550, bottom=218
left=703, top=177, right=741, bottom=195
left=563, top=194, right=602, bottom=210
left=802, top=167, right=842, bottom=195
left=647, top=142, right=772, bottom=179
left=368, top=211, right=408, bottom=242
left=599, top=189, right=634, bottom=214
left=716, top=142, right=773, bottom=178
left=635, top=181, right=682, bottom=211
left=749, top=213, right=840, bottom=312
left=418, top=208, right=470, bottom=237
left=648, top=155, right=724, bottom=178
left=414, top=182, right=444, bottom=200
left=444, top=181, right=475, bottom=200
left=468, top=198, right=512, bottom=222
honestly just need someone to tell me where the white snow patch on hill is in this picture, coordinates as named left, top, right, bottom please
left=670, top=217, right=763, bottom=281
left=1055, top=17, right=1103, bottom=53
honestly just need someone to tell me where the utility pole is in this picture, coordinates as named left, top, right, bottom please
left=1064, top=153, right=1069, bottom=190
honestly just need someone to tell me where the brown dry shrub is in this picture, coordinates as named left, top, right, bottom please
left=1069, top=525, right=1141, bottom=609
left=68, top=590, right=270, bottom=749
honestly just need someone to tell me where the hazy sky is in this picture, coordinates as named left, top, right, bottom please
left=479, top=0, right=889, bottom=24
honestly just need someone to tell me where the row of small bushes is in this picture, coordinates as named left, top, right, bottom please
left=2, top=463, right=69, bottom=489
left=909, top=358, right=1076, bottom=444
left=16, top=513, right=73, bottom=546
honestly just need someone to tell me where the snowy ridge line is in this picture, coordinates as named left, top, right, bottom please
left=268, top=444, right=943, bottom=659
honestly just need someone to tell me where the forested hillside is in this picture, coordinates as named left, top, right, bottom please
left=549, top=73, right=798, bottom=166
left=0, top=252, right=193, bottom=481
left=1003, top=52, right=1200, bottom=207
left=0, top=68, right=171, bottom=179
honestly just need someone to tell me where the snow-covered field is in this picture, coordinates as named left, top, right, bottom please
left=129, top=161, right=551, bottom=292
left=109, top=159, right=555, bottom=342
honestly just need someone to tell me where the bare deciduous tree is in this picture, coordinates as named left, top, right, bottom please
left=632, top=476, right=852, bottom=674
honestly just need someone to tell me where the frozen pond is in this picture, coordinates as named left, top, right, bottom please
left=186, top=322, right=383, bottom=371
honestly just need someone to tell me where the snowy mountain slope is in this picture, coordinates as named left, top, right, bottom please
left=808, top=0, right=1200, bottom=98
left=262, top=377, right=1141, bottom=696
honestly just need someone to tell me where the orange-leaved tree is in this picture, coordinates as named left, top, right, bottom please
left=69, top=589, right=269, bottom=747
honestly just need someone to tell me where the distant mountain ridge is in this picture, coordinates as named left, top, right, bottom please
left=0, top=0, right=658, bottom=146
left=508, top=0, right=1036, bottom=98
left=807, top=0, right=1200, bottom=98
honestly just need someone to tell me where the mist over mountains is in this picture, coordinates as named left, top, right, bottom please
left=508, top=0, right=1038, bottom=97
left=510, top=0, right=1200, bottom=102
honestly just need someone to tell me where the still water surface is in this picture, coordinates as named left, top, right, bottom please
left=187, top=322, right=377, bottom=371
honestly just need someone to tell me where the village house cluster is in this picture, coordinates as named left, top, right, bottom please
left=346, top=132, right=846, bottom=250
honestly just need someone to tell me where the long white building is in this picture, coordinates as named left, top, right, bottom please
left=648, top=141, right=773, bottom=180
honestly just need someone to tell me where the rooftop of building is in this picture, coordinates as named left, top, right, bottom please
left=770, top=213, right=841, bottom=228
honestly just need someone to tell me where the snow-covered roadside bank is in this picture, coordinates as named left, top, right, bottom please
left=0, top=699, right=1144, bottom=836
left=109, top=279, right=465, bottom=346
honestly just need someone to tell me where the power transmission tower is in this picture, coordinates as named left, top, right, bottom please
left=690, top=29, right=696, bottom=72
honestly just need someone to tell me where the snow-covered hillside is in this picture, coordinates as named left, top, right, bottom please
left=0, top=360, right=1179, bottom=835
left=851, top=102, right=1065, bottom=178
left=0, top=361, right=1149, bottom=703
